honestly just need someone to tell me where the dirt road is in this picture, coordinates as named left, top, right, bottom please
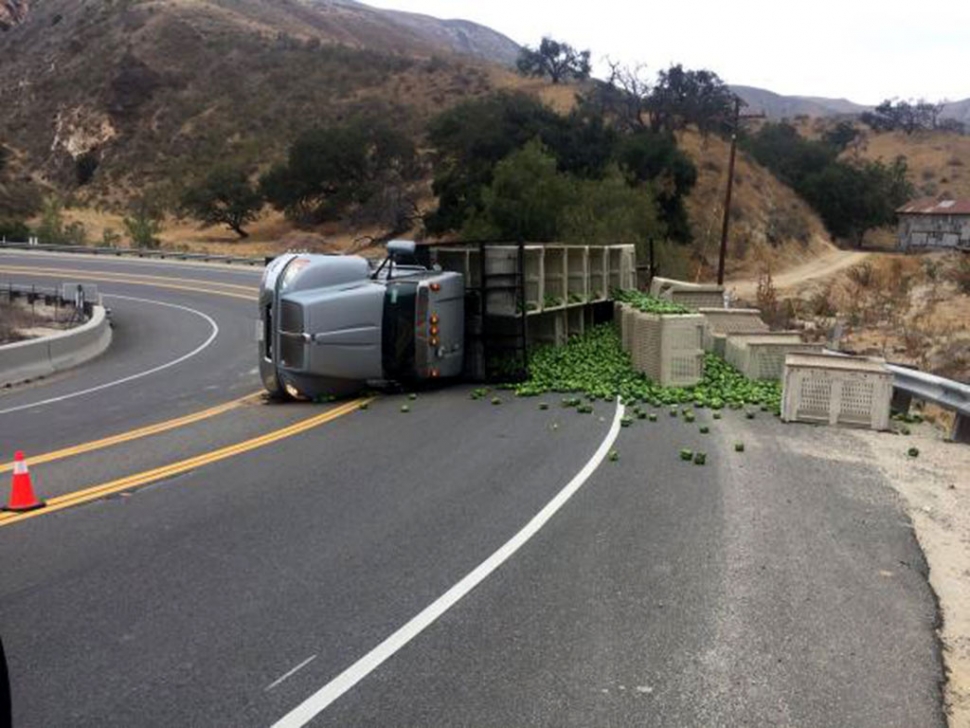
left=728, top=249, right=872, bottom=298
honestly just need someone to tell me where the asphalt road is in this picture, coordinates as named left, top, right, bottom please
left=0, top=251, right=946, bottom=727
left=0, top=251, right=262, bottom=459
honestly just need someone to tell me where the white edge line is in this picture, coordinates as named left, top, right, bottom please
left=265, top=655, right=318, bottom=692
left=271, top=399, right=626, bottom=728
left=0, top=294, right=220, bottom=415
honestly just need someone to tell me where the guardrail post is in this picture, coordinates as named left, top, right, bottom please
left=891, top=389, right=913, bottom=414
left=952, top=414, right=970, bottom=445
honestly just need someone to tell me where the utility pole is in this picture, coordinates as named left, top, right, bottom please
left=717, top=97, right=764, bottom=286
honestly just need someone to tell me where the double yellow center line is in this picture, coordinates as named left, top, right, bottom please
left=0, top=393, right=262, bottom=474
left=0, top=397, right=371, bottom=528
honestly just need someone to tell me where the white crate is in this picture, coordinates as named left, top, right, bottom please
left=608, top=245, right=636, bottom=291
left=666, top=287, right=725, bottom=310
left=567, top=306, right=585, bottom=338
left=649, top=276, right=703, bottom=297
left=621, top=305, right=637, bottom=353
left=466, top=248, right=482, bottom=289
left=522, top=247, right=543, bottom=314
left=433, top=247, right=470, bottom=278
left=631, top=311, right=659, bottom=375
left=782, top=354, right=892, bottom=431
left=650, top=276, right=724, bottom=310
left=665, top=351, right=706, bottom=387
left=483, top=246, right=544, bottom=315
left=566, top=246, right=589, bottom=305
left=649, top=276, right=678, bottom=297
left=589, top=247, right=608, bottom=301
left=630, top=311, right=705, bottom=387
left=543, top=246, right=567, bottom=310
left=700, top=308, right=768, bottom=353
left=726, top=334, right=822, bottom=381
left=700, top=308, right=768, bottom=334
left=530, top=309, right=567, bottom=347
left=724, top=332, right=803, bottom=370
left=614, top=301, right=627, bottom=349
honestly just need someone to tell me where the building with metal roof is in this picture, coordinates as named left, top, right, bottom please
left=896, top=198, right=970, bottom=251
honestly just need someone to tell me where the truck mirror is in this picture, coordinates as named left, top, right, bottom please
left=387, top=240, right=416, bottom=259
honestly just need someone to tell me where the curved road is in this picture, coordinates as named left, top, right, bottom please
left=0, top=251, right=946, bottom=727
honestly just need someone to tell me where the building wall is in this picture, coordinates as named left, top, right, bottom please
left=897, top=214, right=970, bottom=251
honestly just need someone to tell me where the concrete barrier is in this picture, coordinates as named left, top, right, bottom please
left=0, top=306, right=112, bottom=387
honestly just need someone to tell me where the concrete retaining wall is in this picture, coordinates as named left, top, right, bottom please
left=0, top=306, right=112, bottom=387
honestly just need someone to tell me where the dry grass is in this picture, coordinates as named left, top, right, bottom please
left=0, top=299, right=68, bottom=344
left=753, top=251, right=970, bottom=381
left=677, top=130, right=835, bottom=281
left=486, top=67, right=590, bottom=114
left=848, top=129, right=970, bottom=199
left=0, top=302, right=24, bottom=344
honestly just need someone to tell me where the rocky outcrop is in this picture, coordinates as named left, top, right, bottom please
left=0, top=0, right=28, bottom=31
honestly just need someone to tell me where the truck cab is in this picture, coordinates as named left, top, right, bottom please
left=259, top=242, right=464, bottom=400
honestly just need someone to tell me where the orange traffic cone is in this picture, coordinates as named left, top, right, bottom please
left=4, top=452, right=45, bottom=512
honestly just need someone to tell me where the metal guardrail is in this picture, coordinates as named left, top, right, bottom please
left=0, top=240, right=265, bottom=266
left=1, top=281, right=96, bottom=318
left=886, top=364, right=970, bottom=416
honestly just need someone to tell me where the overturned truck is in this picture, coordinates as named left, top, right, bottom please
left=259, top=241, right=636, bottom=400
left=259, top=241, right=464, bottom=399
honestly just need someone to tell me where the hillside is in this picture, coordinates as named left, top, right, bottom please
left=851, top=129, right=970, bottom=200
left=0, top=0, right=518, bottom=198
left=940, top=98, right=970, bottom=126
left=0, top=0, right=836, bottom=274
left=732, top=85, right=970, bottom=124
left=334, top=1, right=521, bottom=65
left=677, top=130, right=835, bottom=280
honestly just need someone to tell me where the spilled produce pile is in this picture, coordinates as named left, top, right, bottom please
left=511, top=324, right=782, bottom=411
left=611, top=289, right=692, bottom=315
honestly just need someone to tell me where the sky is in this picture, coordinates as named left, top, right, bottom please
left=362, top=0, right=970, bottom=104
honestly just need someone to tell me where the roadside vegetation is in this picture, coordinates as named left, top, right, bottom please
left=749, top=251, right=970, bottom=382
left=741, top=121, right=913, bottom=246
left=0, top=298, right=72, bottom=345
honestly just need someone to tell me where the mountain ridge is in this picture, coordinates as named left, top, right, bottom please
left=731, top=84, right=970, bottom=123
left=304, top=0, right=520, bottom=65
left=0, top=0, right=521, bottom=193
